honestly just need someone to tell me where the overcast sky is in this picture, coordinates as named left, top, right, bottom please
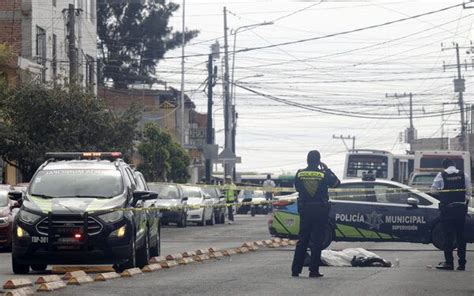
left=158, top=0, right=474, bottom=176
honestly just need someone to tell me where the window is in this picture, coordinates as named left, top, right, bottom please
left=52, top=34, right=57, bottom=80
left=369, top=184, right=432, bottom=206
left=35, top=26, right=46, bottom=82
left=85, top=55, right=95, bottom=91
left=150, top=185, right=180, bottom=200
left=330, top=183, right=371, bottom=202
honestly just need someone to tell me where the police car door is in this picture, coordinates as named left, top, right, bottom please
left=371, top=183, right=431, bottom=243
left=331, top=182, right=383, bottom=242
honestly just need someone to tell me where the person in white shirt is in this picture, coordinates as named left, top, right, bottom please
left=263, top=174, right=276, bottom=212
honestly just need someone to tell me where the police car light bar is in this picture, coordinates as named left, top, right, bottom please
left=45, top=152, right=123, bottom=160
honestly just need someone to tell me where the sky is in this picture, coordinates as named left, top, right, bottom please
left=156, top=0, right=474, bottom=176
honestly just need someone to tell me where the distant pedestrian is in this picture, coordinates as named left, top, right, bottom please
left=291, top=150, right=340, bottom=278
left=263, top=174, right=276, bottom=213
left=224, top=175, right=237, bottom=224
left=431, top=158, right=471, bottom=271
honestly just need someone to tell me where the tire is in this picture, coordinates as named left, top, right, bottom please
left=30, top=264, right=47, bottom=272
left=221, top=212, right=226, bottom=224
left=321, top=224, right=334, bottom=250
left=12, top=256, right=29, bottom=274
left=177, top=212, right=187, bottom=228
left=136, top=232, right=150, bottom=269
left=431, top=223, right=455, bottom=250
left=250, top=207, right=256, bottom=217
left=197, top=211, right=205, bottom=226
left=150, top=225, right=161, bottom=257
left=114, top=235, right=136, bottom=273
left=206, top=212, right=215, bottom=226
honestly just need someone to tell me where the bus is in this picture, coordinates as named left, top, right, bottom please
left=343, top=150, right=414, bottom=183
left=414, top=150, right=471, bottom=177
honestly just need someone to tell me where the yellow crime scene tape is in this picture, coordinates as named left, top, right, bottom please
left=83, top=182, right=470, bottom=214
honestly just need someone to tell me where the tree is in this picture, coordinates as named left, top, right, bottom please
left=137, top=122, right=190, bottom=182
left=97, top=0, right=199, bottom=89
left=0, top=81, right=141, bottom=180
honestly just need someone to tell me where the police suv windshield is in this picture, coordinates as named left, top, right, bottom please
left=30, top=169, right=124, bottom=198
left=0, top=191, right=8, bottom=207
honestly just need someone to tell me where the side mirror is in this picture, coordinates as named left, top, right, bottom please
left=8, top=191, right=23, bottom=201
left=407, top=197, right=419, bottom=207
left=182, top=197, right=188, bottom=201
left=132, top=191, right=158, bottom=206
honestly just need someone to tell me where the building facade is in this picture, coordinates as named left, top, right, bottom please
left=0, top=0, right=97, bottom=92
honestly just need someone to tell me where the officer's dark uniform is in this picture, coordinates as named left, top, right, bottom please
left=291, top=150, right=340, bottom=277
left=437, top=169, right=468, bottom=270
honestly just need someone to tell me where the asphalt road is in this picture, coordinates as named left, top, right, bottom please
left=1, top=215, right=473, bottom=296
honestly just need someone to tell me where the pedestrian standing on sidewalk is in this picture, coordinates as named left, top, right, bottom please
left=291, top=150, right=340, bottom=278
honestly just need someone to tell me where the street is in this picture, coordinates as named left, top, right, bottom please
left=1, top=215, right=473, bottom=296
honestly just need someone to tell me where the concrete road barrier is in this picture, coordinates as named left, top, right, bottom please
left=120, top=268, right=143, bottom=278
left=67, top=275, right=94, bottom=286
left=159, top=261, right=178, bottom=269
left=177, top=258, right=194, bottom=265
left=94, top=272, right=121, bottom=282
left=35, top=275, right=62, bottom=285
left=209, top=251, right=224, bottom=259
left=3, top=279, right=33, bottom=290
left=149, top=256, right=167, bottom=264
left=2, top=287, right=34, bottom=296
left=36, top=281, right=67, bottom=292
left=52, top=266, right=114, bottom=274
left=195, top=249, right=208, bottom=255
left=141, top=264, right=163, bottom=273
left=182, top=251, right=196, bottom=258
left=193, top=255, right=210, bottom=262
left=62, top=271, right=88, bottom=281
left=222, top=249, right=237, bottom=256
left=166, top=253, right=183, bottom=260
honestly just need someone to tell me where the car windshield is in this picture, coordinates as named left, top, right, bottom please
left=412, top=174, right=436, bottom=184
left=0, top=191, right=8, bottom=207
left=30, top=169, right=123, bottom=198
left=182, top=187, right=201, bottom=198
left=149, top=184, right=180, bottom=199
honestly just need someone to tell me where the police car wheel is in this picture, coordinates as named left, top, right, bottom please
left=115, top=236, right=137, bottom=272
left=177, top=213, right=187, bottom=228
left=12, top=256, right=29, bottom=274
left=136, top=232, right=150, bottom=269
left=31, top=264, right=47, bottom=272
left=321, top=225, right=334, bottom=250
left=431, top=223, right=457, bottom=250
left=250, top=207, right=256, bottom=217
left=206, top=212, right=215, bottom=226
left=150, top=226, right=161, bottom=257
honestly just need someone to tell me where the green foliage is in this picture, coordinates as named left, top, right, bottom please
left=137, top=122, right=190, bottom=183
left=0, top=43, right=14, bottom=65
left=97, top=0, right=199, bottom=89
left=0, top=81, right=141, bottom=181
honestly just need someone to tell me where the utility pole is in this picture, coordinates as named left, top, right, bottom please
left=180, top=0, right=186, bottom=146
left=205, top=54, right=217, bottom=183
left=442, top=42, right=470, bottom=151
left=333, top=135, right=356, bottom=151
left=67, top=4, right=77, bottom=85
left=385, top=92, right=420, bottom=148
left=223, top=6, right=232, bottom=178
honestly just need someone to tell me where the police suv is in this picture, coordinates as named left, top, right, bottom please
left=8, top=152, right=160, bottom=274
left=269, top=177, right=474, bottom=250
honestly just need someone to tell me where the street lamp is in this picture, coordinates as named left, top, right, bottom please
left=230, top=21, right=273, bottom=104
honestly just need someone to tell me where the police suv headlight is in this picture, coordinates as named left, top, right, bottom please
left=0, top=217, right=9, bottom=226
left=19, top=210, right=41, bottom=225
left=109, top=225, right=126, bottom=238
left=98, top=211, right=124, bottom=223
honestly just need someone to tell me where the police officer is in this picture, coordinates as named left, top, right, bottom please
left=224, top=175, right=237, bottom=225
left=431, top=158, right=471, bottom=271
left=291, top=150, right=340, bottom=278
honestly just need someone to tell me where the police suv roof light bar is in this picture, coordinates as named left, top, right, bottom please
left=45, top=152, right=123, bottom=161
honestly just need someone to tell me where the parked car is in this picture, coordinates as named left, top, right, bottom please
left=408, top=172, right=437, bottom=193
left=183, top=185, right=214, bottom=226
left=0, top=187, right=17, bottom=250
left=148, top=183, right=188, bottom=228
left=202, top=187, right=226, bottom=224
left=237, top=190, right=268, bottom=216
left=269, top=178, right=474, bottom=250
